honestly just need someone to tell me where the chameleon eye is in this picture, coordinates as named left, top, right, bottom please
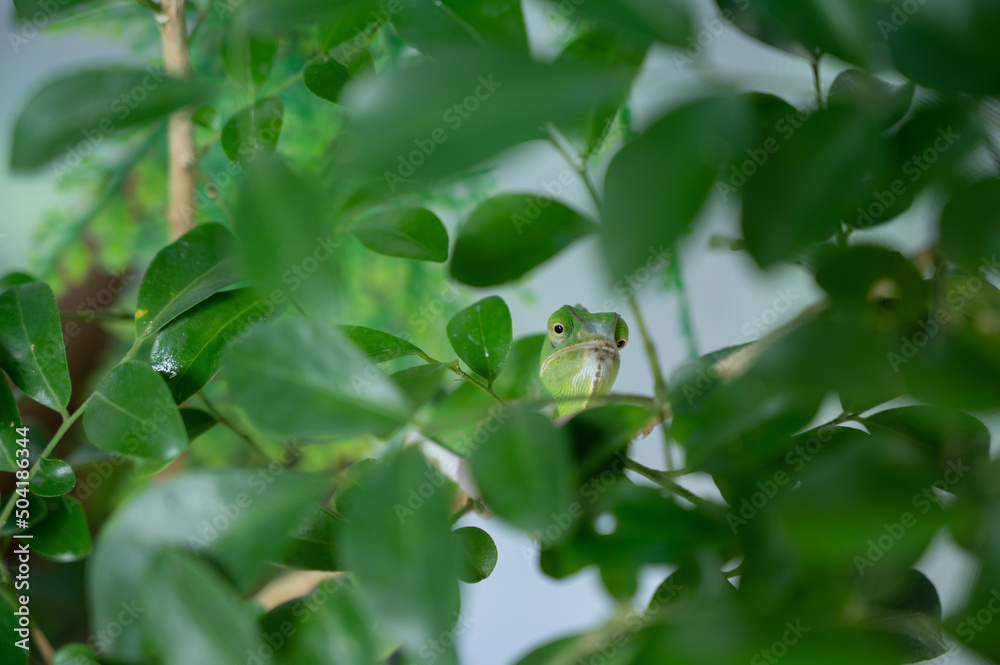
left=553, top=324, right=564, bottom=334
left=617, top=339, right=627, bottom=349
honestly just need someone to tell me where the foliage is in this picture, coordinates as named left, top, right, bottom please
left=3, top=0, right=1000, bottom=664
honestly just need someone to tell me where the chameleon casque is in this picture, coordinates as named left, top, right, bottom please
left=539, top=305, right=629, bottom=417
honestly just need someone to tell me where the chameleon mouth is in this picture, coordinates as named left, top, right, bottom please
left=539, top=340, right=620, bottom=375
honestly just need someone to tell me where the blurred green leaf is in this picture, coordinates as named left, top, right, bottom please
left=492, top=333, right=544, bottom=401
left=150, top=288, right=276, bottom=403
left=280, top=582, right=379, bottom=665
left=828, top=70, right=914, bottom=130
left=860, top=569, right=946, bottom=663
left=566, top=403, right=654, bottom=479
left=892, top=96, right=984, bottom=192
left=392, top=0, right=527, bottom=54
left=451, top=194, right=595, bottom=287
left=88, top=470, right=329, bottom=660
left=0, top=378, right=24, bottom=472
left=226, top=318, right=411, bottom=438
left=939, top=179, right=1000, bottom=274
left=29, top=458, right=75, bottom=497
left=814, top=246, right=927, bottom=325
left=454, top=525, right=498, bottom=583
left=221, top=97, right=284, bottom=166
left=446, top=296, right=512, bottom=386
left=222, top=31, right=278, bottom=87
left=575, top=0, right=693, bottom=47
left=340, top=448, right=461, bottom=664
left=884, top=0, right=1000, bottom=94
left=234, top=158, right=337, bottom=309
left=28, top=496, right=91, bottom=562
left=904, top=324, right=1000, bottom=411
left=0, top=281, right=71, bottom=410
left=741, top=106, right=883, bottom=266
left=339, top=325, right=427, bottom=363
left=11, top=68, right=213, bottom=170
left=51, top=644, right=100, bottom=665
left=180, top=407, right=217, bottom=442
left=602, top=95, right=750, bottom=280
left=82, top=361, right=187, bottom=460
left=274, top=504, right=341, bottom=571
left=392, top=363, right=448, bottom=409
left=352, top=207, right=449, bottom=262
left=140, top=551, right=263, bottom=665
left=304, top=45, right=375, bottom=104
left=335, top=46, right=633, bottom=184
left=334, top=457, right=378, bottom=521
left=135, top=223, right=242, bottom=340
left=470, top=409, right=576, bottom=535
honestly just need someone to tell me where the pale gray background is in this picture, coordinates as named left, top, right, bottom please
left=2, top=1, right=998, bottom=664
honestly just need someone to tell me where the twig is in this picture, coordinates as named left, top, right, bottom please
left=811, top=54, right=824, bottom=109
left=667, top=254, right=698, bottom=359
left=444, top=360, right=505, bottom=405
left=199, top=392, right=272, bottom=462
left=546, top=127, right=603, bottom=209
left=626, top=290, right=675, bottom=469
left=188, top=0, right=220, bottom=42
left=156, top=0, right=197, bottom=240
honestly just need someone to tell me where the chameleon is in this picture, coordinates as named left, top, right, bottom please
left=539, top=305, right=629, bottom=417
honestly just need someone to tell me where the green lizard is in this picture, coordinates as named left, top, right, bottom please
left=539, top=305, right=629, bottom=417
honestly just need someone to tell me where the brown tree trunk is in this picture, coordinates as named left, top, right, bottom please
left=155, top=0, right=195, bottom=240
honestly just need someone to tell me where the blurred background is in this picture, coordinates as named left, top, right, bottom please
left=3, top=1, right=1000, bottom=663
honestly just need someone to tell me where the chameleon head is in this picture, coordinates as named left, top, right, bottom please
left=539, top=305, right=629, bottom=416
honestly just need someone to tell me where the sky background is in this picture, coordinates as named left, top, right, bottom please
left=2, top=1, right=999, bottom=664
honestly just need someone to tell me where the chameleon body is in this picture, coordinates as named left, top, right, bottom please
left=539, top=305, right=628, bottom=417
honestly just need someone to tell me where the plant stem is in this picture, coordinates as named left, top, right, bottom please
left=623, top=457, right=701, bottom=504
left=189, top=0, right=220, bottom=42
left=546, top=128, right=602, bottom=209
left=444, top=360, right=505, bottom=405
left=811, top=54, right=824, bottom=109
left=267, top=71, right=305, bottom=97
left=625, top=289, right=675, bottom=468
left=0, top=398, right=92, bottom=532
left=156, top=0, right=197, bottom=240
left=668, top=254, right=698, bottom=359
left=199, top=392, right=272, bottom=462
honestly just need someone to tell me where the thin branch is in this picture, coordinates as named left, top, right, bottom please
left=156, top=0, right=197, bottom=240
left=811, top=54, right=824, bottom=109
left=667, top=254, right=698, bottom=359
left=622, top=457, right=702, bottom=504
left=444, top=360, right=505, bottom=405
left=188, top=0, right=220, bottom=42
left=199, top=392, right=272, bottom=462
left=546, top=127, right=602, bottom=209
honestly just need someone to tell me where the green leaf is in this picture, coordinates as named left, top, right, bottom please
left=274, top=505, right=341, bottom=571
left=814, top=246, right=927, bottom=325
left=0, top=378, right=24, bottom=472
left=939, top=179, right=1000, bottom=274
left=446, top=296, right=512, bottom=386
left=574, top=0, right=693, bottom=47
left=11, top=68, right=214, bottom=170
left=339, top=325, right=426, bottom=363
left=29, top=458, right=75, bottom=497
left=0, top=272, right=37, bottom=292
left=0, top=281, right=71, bottom=410
left=566, top=404, right=655, bottom=479
left=828, top=69, right=914, bottom=130
left=352, top=208, right=449, bottom=262
left=470, top=409, right=577, bottom=535
left=334, top=46, right=633, bottom=183
left=904, top=325, right=1000, bottom=411
left=82, top=360, right=188, bottom=460
left=88, top=470, right=329, bottom=660
left=742, top=106, right=884, bottom=266
left=222, top=31, right=278, bottom=87
left=340, top=448, right=461, bottom=663
left=280, top=583, right=378, bottom=665
left=234, top=158, right=338, bottom=309
left=454, top=526, right=497, bottom=583
left=150, top=288, right=277, bottom=403
left=180, top=407, right=217, bottom=442
left=392, top=0, right=528, bottom=54
left=602, top=95, right=750, bottom=280
left=135, top=223, right=242, bottom=340
left=303, top=46, right=375, bottom=104
left=51, top=644, right=100, bottom=665
left=492, top=333, right=544, bottom=401
left=0, top=594, right=27, bottom=665
left=221, top=97, right=284, bottom=166
left=451, top=195, right=596, bottom=287
left=392, top=363, right=448, bottom=409
left=140, top=551, right=263, bottom=665
left=333, top=457, right=378, bottom=521
left=885, top=0, right=1000, bottom=95
left=28, top=496, right=91, bottom=562
left=226, top=318, right=411, bottom=438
